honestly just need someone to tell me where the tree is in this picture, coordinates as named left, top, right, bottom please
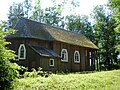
left=42, top=6, right=65, bottom=27
left=109, top=0, right=120, bottom=53
left=92, top=5, right=119, bottom=69
left=109, top=0, right=120, bottom=33
left=7, top=3, right=24, bottom=27
left=66, top=15, right=94, bottom=41
left=7, top=0, right=32, bottom=27
left=7, top=0, right=80, bottom=28
left=0, top=22, right=19, bottom=89
left=23, top=0, right=32, bottom=18
left=30, top=0, right=65, bottom=28
left=30, top=0, right=43, bottom=22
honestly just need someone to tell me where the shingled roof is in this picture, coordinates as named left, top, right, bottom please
left=8, top=18, right=98, bottom=49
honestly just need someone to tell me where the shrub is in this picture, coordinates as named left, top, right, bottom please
left=99, top=64, right=107, bottom=71
left=22, top=67, right=52, bottom=78
left=18, top=66, right=28, bottom=75
left=23, top=69, right=37, bottom=78
left=112, top=63, right=120, bottom=69
left=0, top=23, right=17, bottom=89
left=37, top=67, right=44, bottom=76
left=23, top=72, right=31, bottom=78
left=29, top=68, right=38, bottom=77
left=37, top=67, right=52, bottom=77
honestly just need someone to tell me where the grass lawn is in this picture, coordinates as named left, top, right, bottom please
left=13, top=70, right=120, bottom=90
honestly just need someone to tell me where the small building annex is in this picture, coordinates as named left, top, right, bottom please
left=6, top=18, right=98, bottom=72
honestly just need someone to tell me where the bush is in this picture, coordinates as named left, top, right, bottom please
left=22, top=67, right=52, bottom=78
left=23, top=72, right=31, bottom=78
left=29, top=68, right=38, bottom=77
left=18, top=66, right=28, bottom=75
left=112, top=63, right=120, bottom=69
left=37, top=67, right=44, bottom=77
left=37, top=67, right=52, bottom=77
left=0, top=24, right=17, bottom=89
left=23, top=69, right=37, bottom=78
left=99, top=64, right=107, bottom=71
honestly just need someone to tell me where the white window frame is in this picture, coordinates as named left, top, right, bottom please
left=49, top=59, right=54, bottom=66
left=61, top=49, right=68, bottom=62
left=74, top=50, right=80, bottom=63
left=18, top=44, right=26, bottom=59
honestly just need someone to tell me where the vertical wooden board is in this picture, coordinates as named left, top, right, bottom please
left=80, top=48, right=86, bottom=71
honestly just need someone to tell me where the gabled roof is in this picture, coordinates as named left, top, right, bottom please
left=8, top=18, right=98, bottom=49
left=29, top=45, right=61, bottom=58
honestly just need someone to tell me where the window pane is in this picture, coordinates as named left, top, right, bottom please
left=20, top=46, right=24, bottom=58
left=50, top=60, right=53, bottom=65
left=64, top=53, right=67, bottom=60
left=74, top=51, right=80, bottom=62
left=62, top=53, right=64, bottom=60
left=61, top=49, right=68, bottom=61
left=18, top=44, right=26, bottom=59
left=50, top=59, right=54, bottom=66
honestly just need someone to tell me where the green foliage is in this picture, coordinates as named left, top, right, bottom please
left=30, top=0, right=43, bottom=22
left=7, top=0, right=32, bottom=27
left=109, top=0, right=120, bottom=33
left=99, top=63, right=107, bottom=71
left=109, top=0, right=120, bottom=53
left=23, top=67, right=51, bottom=78
left=8, top=2, right=24, bottom=27
left=0, top=23, right=18, bottom=89
left=13, top=70, right=120, bottom=90
left=43, top=6, right=65, bottom=27
left=23, top=72, right=31, bottom=78
left=29, top=68, right=38, bottom=77
left=23, top=0, right=32, bottom=18
left=66, top=15, right=94, bottom=42
left=112, top=63, right=120, bottom=69
left=7, top=0, right=80, bottom=28
left=18, top=66, right=28, bottom=75
left=92, top=5, right=119, bottom=68
left=23, top=69, right=38, bottom=78
left=37, top=67, right=44, bottom=76
left=30, top=0, right=65, bottom=28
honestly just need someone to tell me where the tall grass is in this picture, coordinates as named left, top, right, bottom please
left=13, top=70, right=120, bottom=90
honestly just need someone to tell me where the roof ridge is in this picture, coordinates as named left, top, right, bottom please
left=19, top=17, right=84, bottom=36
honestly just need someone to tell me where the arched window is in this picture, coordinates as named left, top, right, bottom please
left=61, top=49, right=68, bottom=62
left=74, top=51, right=80, bottom=63
left=18, top=44, right=26, bottom=59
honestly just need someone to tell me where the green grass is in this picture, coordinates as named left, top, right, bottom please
left=13, top=70, right=120, bottom=90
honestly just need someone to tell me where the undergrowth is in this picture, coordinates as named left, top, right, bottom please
left=13, top=70, right=120, bottom=90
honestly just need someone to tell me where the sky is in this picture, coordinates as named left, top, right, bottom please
left=0, top=0, right=108, bottom=21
